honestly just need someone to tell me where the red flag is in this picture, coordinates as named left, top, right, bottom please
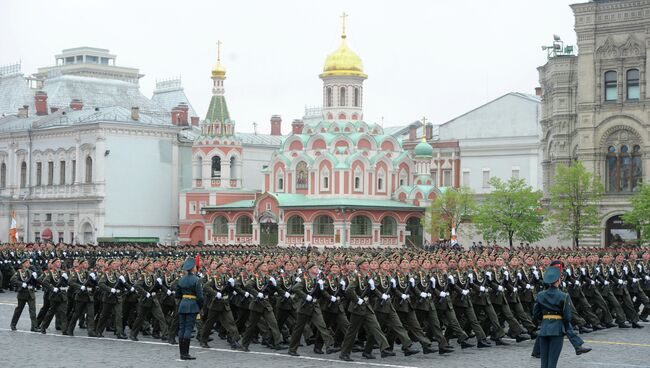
left=195, top=254, right=201, bottom=271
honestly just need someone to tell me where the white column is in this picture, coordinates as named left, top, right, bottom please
left=222, top=162, right=231, bottom=188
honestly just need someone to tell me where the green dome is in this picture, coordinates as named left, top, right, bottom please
left=414, top=138, right=433, bottom=157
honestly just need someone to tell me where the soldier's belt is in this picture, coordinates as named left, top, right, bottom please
left=543, top=314, right=562, bottom=320
left=182, top=294, right=197, bottom=299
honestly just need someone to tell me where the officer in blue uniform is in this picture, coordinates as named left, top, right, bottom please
left=175, top=257, right=204, bottom=360
left=533, top=266, right=589, bottom=368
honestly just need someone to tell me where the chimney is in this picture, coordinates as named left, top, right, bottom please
left=535, top=87, right=542, bottom=97
left=425, top=123, right=433, bottom=140
left=171, top=106, right=181, bottom=125
left=408, top=124, right=418, bottom=140
left=270, top=115, right=282, bottom=136
left=18, top=105, right=29, bottom=119
left=177, top=102, right=189, bottom=125
left=69, top=99, right=83, bottom=110
left=34, top=91, right=48, bottom=116
left=131, top=106, right=140, bottom=121
left=50, top=107, right=59, bottom=113
left=291, top=119, right=304, bottom=135
left=190, top=116, right=199, bottom=126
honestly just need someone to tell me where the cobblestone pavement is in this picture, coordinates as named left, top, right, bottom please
left=1, top=292, right=648, bottom=368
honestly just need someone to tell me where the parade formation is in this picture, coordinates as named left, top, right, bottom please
left=1, top=242, right=649, bottom=362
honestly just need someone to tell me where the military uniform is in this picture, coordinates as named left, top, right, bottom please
left=9, top=266, right=38, bottom=331
left=200, top=272, right=242, bottom=349
left=39, top=269, right=69, bottom=334
left=130, top=272, right=169, bottom=340
left=66, top=269, right=98, bottom=336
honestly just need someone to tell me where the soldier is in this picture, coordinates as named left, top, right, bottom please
left=66, top=259, right=98, bottom=337
left=39, top=258, right=69, bottom=334
left=175, top=257, right=204, bottom=360
left=129, top=261, right=169, bottom=341
left=200, top=262, right=242, bottom=349
left=96, top=259, right=129, bottom=339
left=9, top=259, right=39, bottom=331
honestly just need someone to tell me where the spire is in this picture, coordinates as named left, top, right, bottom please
left=340, top=11, right=348, bottom=39
left=206, top=40, right=230, bottom=124
left=211, top=40, right=226, bottom=78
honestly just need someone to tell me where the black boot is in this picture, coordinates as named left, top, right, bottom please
left=181, top=339, right=196, bottom=360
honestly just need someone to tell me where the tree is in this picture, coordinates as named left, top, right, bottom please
left=424, top=186, right=476, bottom=240
left=474, top=177, right=545, bottom=247
left=622, top=183, right=650, bottom=245
left=549, top=161, right=603, bottom=248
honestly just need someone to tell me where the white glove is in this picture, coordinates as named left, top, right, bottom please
left=116, top=289, right=121, bottom=294
left=368, top=278, right=375, bottom=289
left=339, top=280, right=346, bottom=288
left=420, top=292, right=428, bottom=298
left=157, top=278, right=163, bottom=285
left=111, top=288, right=117, bottom=294
left=618, top=279, right=624, bottom=285
left=244, top=292, right=250, bottom=298
left=295, top=277, right=301, bottom=283
left=53, top=287, right=59, bottom=293
left=479, top=286, right=486, bottom=292
left=81, top=285, right=86, bottom=291
left=357, top=298, right=364, bottom=305
left=130, top=287, right=135, bottom=292
left=146, top=292, right=151, bottom=298
left=461, top=289, right=470, bottom=296
left=409, top=277, right=415, bottom=286
left=390, top=278, right=396, bottom=288
left=604, top=280, right=610, bottom=286
left=645, top=276, right=650, bottom=281
left=232, top=291, right=238, bottom=296
left=590, top=280, right=595, bottom=286
left=580, top=268, right=586, bottom=275
left=439, top=291, right=446, bottom=298
left=503, top=270, right=509, bottom=277
left=485, top=271, right=492, bottom=280
left=32, top=272, right=38, bottom=279
left=119, top=275, right=126, bottom=283
left=269, top=277, right=277, bottom=287
left=448, top=275, right=455, bottom=284
left=525, top=284, right=532, bottom=290
left=566, top=269, right=572, bottom=276
left=381, top=293, right=389, bottom=300
left=609, top=268, right=614, bottom=275
left=22, top=282, right=27, bottom=288
left=533, top=271, right=539, bottom=279
left=215, top=291, right=222, bottom=299
left=284, top=292, right=291, bottom=298
left=430, top=277, right=435, bottom=283
left=89, top=272, right=96, bottom=280
left=330, top=296, right=337, bottom=303
left=88, top=287, right=93, bottom=292
left=61, top=272, right=68, bottom=280
left=228, top=278, right=235, bottom=287
left=306, top=295, right=313, bottom=302
left=317, top=279, right=324, bottom=290
left=623, top=266, right=628, bottom=273
left=497, top=285, right=504, bottom=292
left=517, top=272, right=522, bottom=280
left=633, top=278, right=639, bottom=283
left=468, top=273, right=474, bottom=281
left=167, top=289, right=173, bottom=296
left=402, top=293, right=409, bottom=300
left=257, top=292, right=264, bottom=299
left=574, top=280, right=580, bottom=286
left=198, top=273, right=203, bottom=278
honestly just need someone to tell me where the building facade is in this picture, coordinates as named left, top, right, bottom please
left=540, top=0, right=650, bottom=246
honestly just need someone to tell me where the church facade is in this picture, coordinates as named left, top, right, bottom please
left=540, top=0, right=650, bottom=246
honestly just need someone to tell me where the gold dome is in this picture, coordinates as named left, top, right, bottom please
left=320, top=14, right=366, bottom=79
left=211, top=41, right=226, bottom=78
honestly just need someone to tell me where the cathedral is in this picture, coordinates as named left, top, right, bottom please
left=178, top=20, right=441, bottom=247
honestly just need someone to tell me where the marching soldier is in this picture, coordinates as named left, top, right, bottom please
left=129, top=261, right=169, bottom=341
left=9, top=259, right=39, bottom=331
left=66, top=259, right=98, bottom=337
left=39, top=258, right=69, bottom=334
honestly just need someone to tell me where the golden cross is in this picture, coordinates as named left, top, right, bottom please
left=421, top=117, right=427, bottom=139
left=216, top=40, right=222, bottom=61
left=340, top=12, right=348, bottom=37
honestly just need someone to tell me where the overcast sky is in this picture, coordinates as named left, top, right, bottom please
left=1, top=0, right=578, bottom=134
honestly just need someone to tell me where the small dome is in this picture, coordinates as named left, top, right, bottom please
left=212, top=59, right=226, bottom=78
left=414, top=138, right=433, bottom=157
left=320, top=35, right=366, bottom=79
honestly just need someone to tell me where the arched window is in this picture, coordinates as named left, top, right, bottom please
left=276, top=170, right=284, bottom=191
left=380, top=217, right=397, bottom=236
left=0, top=163, right=6, bottom=189
left=399, top=170, right=407, bottom=187
left=287, top=215, right=304, bottom=235
left=353, top=87, right=360, bottom=107
left=296, top=161, right=308, bottom=189
left=230, top=157, right=236, bottom=179
left=85, top=156, right=92, bottom=183
left=339, top=87, right=346, bottom=106
left=213, top=216, right=228, bottom=235
left=236, top=216, right=252, bottom=235
left=321, top=168, right=330, bottom=190
left=606, top=134, right=643, bottom=193
left=627, top=69, right=640, bottom=100
left=326, top=87, right=332, bottom=107
left=377, top=169, right=385, bottom=192
left=354, top=167, right=362, bottom=191
left=20, top=161, right=26, bottom=188
left=604, top=71, right=617, bottom=101
left=313, top=215, right=334, bottom=235
left=211, top=156, right=221, bottom=178
left=350, top=215, right=371, bottom=236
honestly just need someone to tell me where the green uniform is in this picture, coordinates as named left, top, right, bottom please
left=10, top=269, right=38, bottom=330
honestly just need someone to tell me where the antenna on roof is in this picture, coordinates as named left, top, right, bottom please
left=253, top=121, right=258, bottom=135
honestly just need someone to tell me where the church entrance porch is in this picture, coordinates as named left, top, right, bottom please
left=405, top=217, right=423, bottom=247
left=605, top=215, right=639, bottom=248
left=260, top=223, right=278, bottom=246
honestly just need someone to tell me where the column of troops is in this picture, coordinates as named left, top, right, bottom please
left=1, top=243, right=649, bottom=362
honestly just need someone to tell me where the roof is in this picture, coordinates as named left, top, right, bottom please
left=0, top=73, right=35, bottom=115
left=269, top=193, right=423, bottom=210
left=237, top=132, right=284, bottom=147
left=205, top=95, right=229, bottom=122
left=439, top=92, right=540, bottom=128
left=206, top=199, right=255, bottom=210
left=151, top=85, right=197, bottom=117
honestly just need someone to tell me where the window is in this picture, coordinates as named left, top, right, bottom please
left=482, top=170, right=490, bottom=188
left=321, top=168, right=330, bottom=190
left=287, top=216, right=304, bottom=235
left=72, top=160, right=76, bottom=183
left=339, top=87, right=347, bottom=106
left=296, top=161, right=308, bottom=189
left=354, top=168, right=362, bottom=191
left=85, top=157, right=92, bottom=183
left=213, top=216, right=228, bottom=235
left=47, top=161, right=54, bottom=186
left=277, top=171, right=284, bottom=191
left=0, top=163, right=5, bottom=189
left=627, top=69, right=640, bottom=100
left=45, top=213, right=52, bottom=222
left=354, top=87, right=360, bottom=107
left=314, top=215, right=334, bottom=235
left=20, top=162, right=26, bottom=188
left=59, top=161, right=66, bottom=185
left=512, top=168, right=520, bottom=179
left=35, top=232, right=40, bottom=243
left=377, top=169, right=385, bottom=191
left=58, top=232, right=64, bottom=243
left=100, top=57, right=109, bottom=65
left=607, top=143, right=643, bottom=192
left=230, top=157, right=236, bottom=179
left=189, top=202, right=197, bottom=214
left=462, top=170, right=470, bottom=187
left=75, top=55, right=83, bottom=63
left=380, top=217, right=397, bottom=236
left=65, top=57, right=74, bottom=64
left=36, top=162, right=42, bottom=186
left=604, top=70, right=617, bottom=101
left=236, top=216, right=252, bottom=235
left=211, top=156, right=221, bottom=178
left=443, top=170, right=451, bottom=187
left=326, top=87, right=332, bottom=107
left=399, top=170, right=407, bottom=186
left=70, top=232, right=74, bottom=244
left=350, top=215, right=371, bottom=236
left=86, top=55, right=98, bottom=63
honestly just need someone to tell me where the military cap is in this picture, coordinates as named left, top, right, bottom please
left=543, top=266, right=561, bottom=284
left=182, top=257, right=196, bottom=271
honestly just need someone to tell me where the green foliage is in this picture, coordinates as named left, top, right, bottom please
left=549, top=161, right=603, bottom=247
left=622, top=183, right=650, bottom=245
left=474, top=177, right=545, bottom=247
left=424, top=186, right=476, bottom=240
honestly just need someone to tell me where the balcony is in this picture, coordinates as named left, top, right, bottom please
left=28, top=183, right=103, bottom=199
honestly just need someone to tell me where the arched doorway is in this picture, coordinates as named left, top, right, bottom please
left=605, top=215, right=639, bottom=248
left=81, top=222, right=94, bottom=244
left=406, top=217, right=423, bottom=247
left=259, top=212, right=278, bottom=246
left=189, top=224, right=205, bottom=245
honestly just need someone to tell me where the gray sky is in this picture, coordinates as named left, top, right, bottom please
left=0, top=0, right=577, bottom=134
